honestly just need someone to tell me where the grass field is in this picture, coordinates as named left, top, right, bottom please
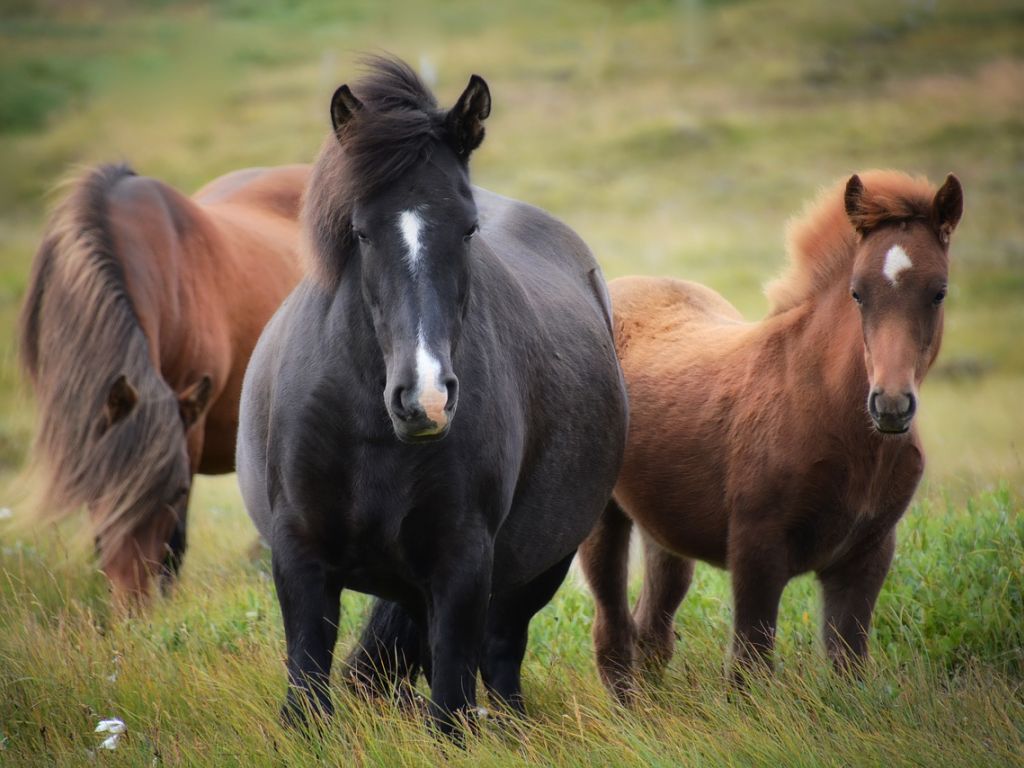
left=1, top=0, right=1022, bottom=765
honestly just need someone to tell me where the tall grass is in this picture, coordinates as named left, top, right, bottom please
left=0, top=484, right=1021, bottom=765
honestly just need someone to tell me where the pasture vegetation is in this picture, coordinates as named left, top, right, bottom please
left=0, top=0, right=1021, bottom=765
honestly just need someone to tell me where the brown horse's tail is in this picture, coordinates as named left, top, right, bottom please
left=18, top=163, right=184, bottom=564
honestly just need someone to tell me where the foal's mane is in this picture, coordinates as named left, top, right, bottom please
left=19, top=164, right=183, bottom=559
left=304, top=56, right=448, bottom=290
left=765, top=170, right=938, bottom=314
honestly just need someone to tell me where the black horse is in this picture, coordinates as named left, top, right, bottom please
left=236, top=57, right=628, bottom=735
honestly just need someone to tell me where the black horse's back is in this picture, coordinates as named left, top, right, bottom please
left=237, top=55, right=626, bottom=736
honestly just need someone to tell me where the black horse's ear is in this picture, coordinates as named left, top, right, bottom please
left=933, top=173, right=963, bottom=245
left=99, top=374, right=137, bottom=437
left=178, top=375, right=213, bottom=429
left=330, top=85, right=363, bottom=137
left=446, top=74, right=491, bottom=159
left=844, top=174, right=868, bottom=234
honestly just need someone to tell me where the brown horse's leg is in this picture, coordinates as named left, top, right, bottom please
left=729, top=541, right=788, bottom=684
left=818, top=530, right=895, bottom=673
left=633, top=533, right=694, bottom=676
left=578, top=499, right=637, bottom=704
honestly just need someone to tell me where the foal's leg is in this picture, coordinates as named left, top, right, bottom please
left=273, top=546, right=343, bottom=725
left=481, top=551, right=575, bottom=715
left=633, top=533, right=694, bottom=676
left=818, top=530, right=895, bottom=673
left=729, top=535, right=788, bottom=683
left=426, top=537, right=493, bottom=738
left=577, top=499, right=637, bottom=704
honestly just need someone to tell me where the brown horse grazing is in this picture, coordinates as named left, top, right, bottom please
left=579, top=170, right=963, bottom=701
left=18, top=162, right=309, bottom=604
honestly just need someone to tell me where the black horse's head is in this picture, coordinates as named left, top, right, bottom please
left=323, top=60, right=490, bottom=443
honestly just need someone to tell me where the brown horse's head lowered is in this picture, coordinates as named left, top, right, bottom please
left=19, top=162, right=306, bottom=606
left=844, top=172, right=962, bottom=433
left=19, top=166, right=215, bottom=603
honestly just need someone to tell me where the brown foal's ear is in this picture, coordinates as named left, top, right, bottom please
left=330, top=84, right=363, bottom=137
left=445, top=74, right=491, bottom=159
left=844, top=174, right=869, bottom=234
left=178, top=375, right=213, bottom=429
left=933, top=173, right=963, bottom=245
left=99, top=374, right=138, bottom=436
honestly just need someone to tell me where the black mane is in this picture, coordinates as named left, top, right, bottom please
left=303, top=56, right=451, bottom=289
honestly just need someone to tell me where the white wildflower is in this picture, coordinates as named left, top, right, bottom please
left=95, top=718, right=125, bottom=751
left=98, top=733, right=119, bottom=753
left=95, top=718, right=125, bottom=734
left=0, top=508, right=11, bottom=520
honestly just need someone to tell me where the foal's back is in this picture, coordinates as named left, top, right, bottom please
left=611, top=275, right=759, bottom=567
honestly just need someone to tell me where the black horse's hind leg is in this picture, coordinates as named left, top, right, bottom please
left=481, top=551, right=575, bottom=715
left=273, top=548, right=343, bottom=726
left=345, top=598, right=425, bottom=701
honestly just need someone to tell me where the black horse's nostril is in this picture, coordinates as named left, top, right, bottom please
left=443, top=375, right=459, bottom=413
left=390, top=386, right=415, bottom=422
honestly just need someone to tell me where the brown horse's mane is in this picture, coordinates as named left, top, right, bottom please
left=18, top=163, right=184, bottom=561
left=765, top=170, right=938, bottom=314
left=303, top=55, right=448, bottom=290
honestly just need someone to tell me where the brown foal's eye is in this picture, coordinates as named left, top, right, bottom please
left=933, top=287, right=947, bottom=306
left=850, top=288, right=863, bottom=305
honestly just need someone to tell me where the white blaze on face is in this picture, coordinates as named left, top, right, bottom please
left=398, top=209, right=448, bottom=430
left=882, top=244, right=913, bottom=285
left=414, top=324, right=448, bottom=429
left=399, top=209, right=424, bottom=270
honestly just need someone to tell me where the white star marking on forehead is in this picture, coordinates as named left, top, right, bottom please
left=399, top=209, right=424, bottom=269
left=882, top=244, right=913, bottom=285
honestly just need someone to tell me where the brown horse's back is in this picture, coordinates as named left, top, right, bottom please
left=177, top=166, right=309, bottom=471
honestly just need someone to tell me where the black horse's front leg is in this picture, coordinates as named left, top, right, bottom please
left=426, top=540, right=493, bottom=739
left=272, top=547, right=343, bottom=727
left=482, top=551, right=575, bottom=715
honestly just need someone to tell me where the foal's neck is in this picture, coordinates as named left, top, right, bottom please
left=778, top=280, right=874, bottom=428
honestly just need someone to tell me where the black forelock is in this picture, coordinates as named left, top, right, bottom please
left=336, top=55, right=448, bottom=201
left=304, top=55, right=465, bottom=289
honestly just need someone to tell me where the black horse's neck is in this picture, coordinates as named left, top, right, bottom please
left=332, top=254, right=388, bottom=390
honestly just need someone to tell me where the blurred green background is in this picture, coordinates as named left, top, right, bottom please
left=0, top=0, right=1021, bottom=496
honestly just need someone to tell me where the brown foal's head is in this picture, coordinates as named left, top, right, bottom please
left=845, top=173, right=963, bottom=434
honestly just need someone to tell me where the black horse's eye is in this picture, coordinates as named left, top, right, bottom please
left=933, top=287, right=947, bottom=306
left=464, top=223, right=479, bottom=242
left=850, top=288, right=863, bottom=305
left=353, top=228, right=369, bottom=243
